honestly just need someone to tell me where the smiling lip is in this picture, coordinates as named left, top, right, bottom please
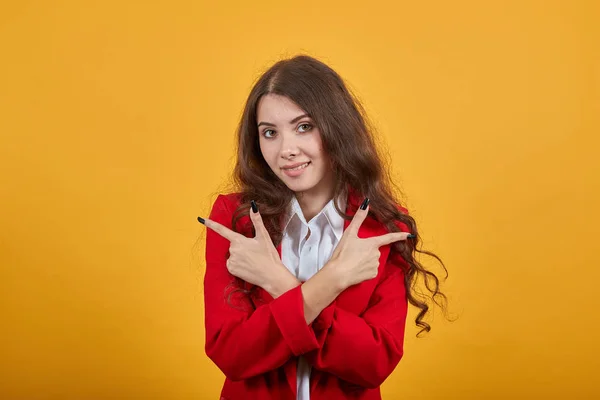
left=282, top=161, right=310, bottom=177
left=281, top=161, right=311, bottom=170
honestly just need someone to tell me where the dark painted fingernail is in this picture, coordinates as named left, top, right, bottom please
left=197, top=217, right=205, bottom=225
left=250, top=200, right=258, bottom=213
left=408, top=234, right=416, bottom=238
left=359, top=197, right=370, bottom=210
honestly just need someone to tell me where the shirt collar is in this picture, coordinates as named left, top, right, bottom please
left=282, top=194, right=347, bottom=241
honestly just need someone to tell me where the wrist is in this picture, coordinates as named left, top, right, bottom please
left=321, top=259, right=347, bottom=294
left=264, top=266, right=301, bottom=299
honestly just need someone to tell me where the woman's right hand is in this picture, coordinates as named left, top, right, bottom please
left=326, top=199, right=413, bottom=290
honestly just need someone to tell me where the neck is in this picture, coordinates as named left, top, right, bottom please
left=295, top=184, right=336, bottom=222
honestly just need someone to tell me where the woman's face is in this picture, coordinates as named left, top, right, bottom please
left=257, top=93, right=334, bottom=196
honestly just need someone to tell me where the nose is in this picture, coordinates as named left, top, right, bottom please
left=279, top=131, right=300, bottom=159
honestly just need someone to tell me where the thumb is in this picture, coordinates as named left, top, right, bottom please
left=346, top=197, right=370, bottom=236
left=248, top=200, right=270, bottom=240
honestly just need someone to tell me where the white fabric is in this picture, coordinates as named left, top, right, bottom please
left=280, top=194, right=346, bottom=400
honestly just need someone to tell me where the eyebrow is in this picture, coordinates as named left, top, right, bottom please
left=257, top=113, right=310, bottom=128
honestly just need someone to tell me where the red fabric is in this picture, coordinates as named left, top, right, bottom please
left=204, top=188, right=410, bottom=400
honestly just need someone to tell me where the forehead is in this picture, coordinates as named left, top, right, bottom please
left=256, top=94, right=307, bottom=122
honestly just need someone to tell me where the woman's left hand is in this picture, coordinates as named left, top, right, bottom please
left=201, top=202, right=298, bottom=296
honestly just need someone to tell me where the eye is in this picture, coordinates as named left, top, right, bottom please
left=297, top=123, right=313, bottom=133
left=262, top=129, right=275, bottom=138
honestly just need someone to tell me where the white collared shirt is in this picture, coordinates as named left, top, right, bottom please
left=281, top=194, right=346, bottom=400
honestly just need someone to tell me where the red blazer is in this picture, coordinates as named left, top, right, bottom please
left=204, top=187, right=410, bottom=400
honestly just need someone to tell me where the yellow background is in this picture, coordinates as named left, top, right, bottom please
left=1, top=1, right=598, bottom=399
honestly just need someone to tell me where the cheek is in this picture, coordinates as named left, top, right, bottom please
left=313, top=138, right=332, bottom=167
left=310, top=134, right=325, bottom=156
left=259, top=140, right=269, bottom=158
left=259, top=141, right=278, bottom=167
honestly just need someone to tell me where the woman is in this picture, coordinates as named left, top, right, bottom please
left=197, top=55, right=448, bottom=400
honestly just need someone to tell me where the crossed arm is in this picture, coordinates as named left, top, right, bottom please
left=203, top=195, right=408, bottom=387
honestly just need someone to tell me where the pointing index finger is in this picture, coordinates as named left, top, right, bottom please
left=201, top=217, right=242, bottom=243
left=372, top=231, right=412, bottom=247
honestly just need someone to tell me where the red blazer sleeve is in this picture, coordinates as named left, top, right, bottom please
left=303, top=246, right=409, bottom=388
left=203, top=194, right=320, bottom=381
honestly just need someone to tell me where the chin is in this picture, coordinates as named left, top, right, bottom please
left=285, top=182, right=315, bottom=193
left=280, top=176, right=318, bottom=193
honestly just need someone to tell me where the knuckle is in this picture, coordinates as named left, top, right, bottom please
left=369, top=267, right=377, bottom=279
left=227, top=263, right=237, bottom=274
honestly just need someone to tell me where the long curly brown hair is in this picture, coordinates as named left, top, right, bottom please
left=216, top=54, right=450, bottom=336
